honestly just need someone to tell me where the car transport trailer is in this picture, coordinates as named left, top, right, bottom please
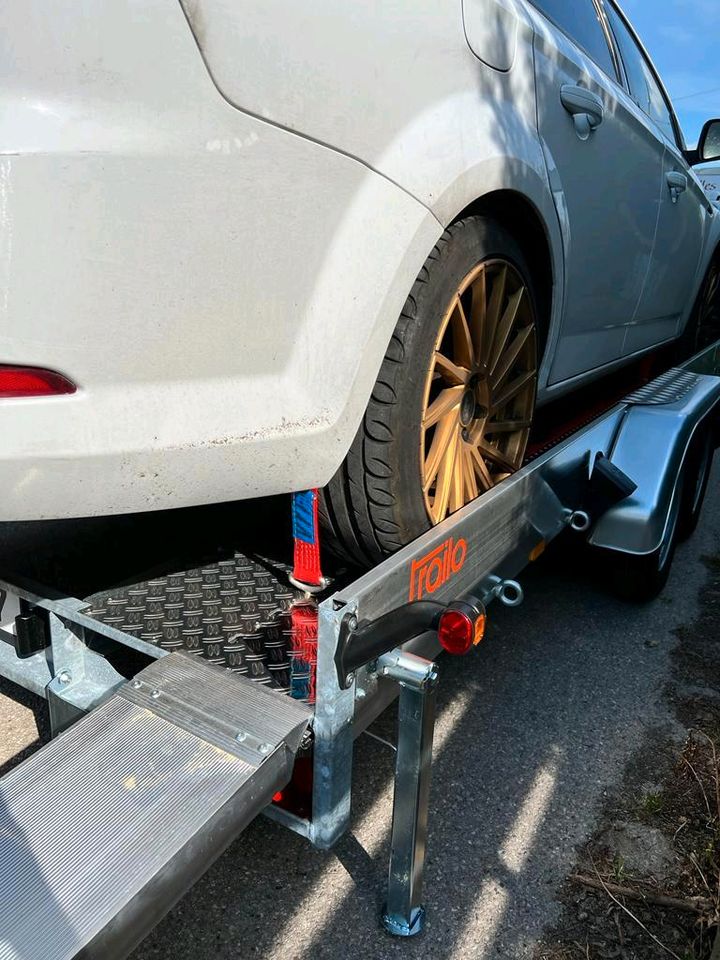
left=2, top=341, right=720, bottom=958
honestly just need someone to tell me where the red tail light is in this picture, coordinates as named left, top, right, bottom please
left=437, top=601, right=486, bottom=655
left=0, top=365, right=76, bottom=398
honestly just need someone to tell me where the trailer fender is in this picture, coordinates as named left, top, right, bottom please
left=589, top=369, right=720, bottom=557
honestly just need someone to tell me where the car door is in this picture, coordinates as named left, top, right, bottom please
left=601, top=1, right=711, bottom=354
left=525, top=0, right=665, bottom=384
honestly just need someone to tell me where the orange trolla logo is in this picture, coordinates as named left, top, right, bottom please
left=409, top=536, right=468, bottom=601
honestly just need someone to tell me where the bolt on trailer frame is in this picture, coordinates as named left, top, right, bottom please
left=1, top=343, right=720, bottom=957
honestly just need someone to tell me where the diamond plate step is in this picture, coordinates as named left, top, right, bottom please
left=624, top=367, right=699, bottom=405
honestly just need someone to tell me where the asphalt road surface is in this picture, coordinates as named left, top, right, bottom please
left=1, top=471, right=718, bottom=960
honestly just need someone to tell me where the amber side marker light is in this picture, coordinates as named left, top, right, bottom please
left=437, top=600, right=486, bottom=656
left=0, top=365, right=77, bottom=398
left=529, top=540, right=546, bottom=563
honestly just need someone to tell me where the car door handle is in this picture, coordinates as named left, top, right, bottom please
left=560, top=84, right=604, bottom=140
left=666, top=171, right=688, bottom=204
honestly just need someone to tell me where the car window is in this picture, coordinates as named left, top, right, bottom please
left=603, top=2, right=679, bottom=147
left=529, top=0, right=617, bottom=79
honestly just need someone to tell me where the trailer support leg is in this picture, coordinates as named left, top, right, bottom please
left=378, top=649, right=439, bottom=937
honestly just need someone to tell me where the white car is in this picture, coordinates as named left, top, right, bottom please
left=1, top=0, right=719, bottom=566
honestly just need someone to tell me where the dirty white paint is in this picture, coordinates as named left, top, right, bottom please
left=1, top=0, right=717, bottom=523
left=0, top=158, right=13, bottom=319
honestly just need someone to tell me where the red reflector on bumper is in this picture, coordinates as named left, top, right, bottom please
left=0, top=366, right=76, bottom=398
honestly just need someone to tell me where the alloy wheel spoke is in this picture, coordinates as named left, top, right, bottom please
left=449, top=439, right=466, bottom=514
left=465, top=419, right=485, bottom=447
left=422, top=385, right=464, bottom=429
left=451, top=297, right=475, bottom=368
left=488, top=287, right=524, bottom=375
left=492, top=369, right=535, bottom=413
left=469, top=268, right=487, bottom=359
left=433, top=352, right=471, bottom=386
left=469, top=445, right=493, bottom=491
left=707, top=272, right=719, bottom=305
left=477, top=439, right=517, bottom=474
left=431, top=425, right=460, bottom=522
left=463, top=447, right=479, bottom=500
left=491, top=322, right=533, bottom=390
left=484, top=265, right=508, bottom=357
left=423, top=412, right=458, bottom=493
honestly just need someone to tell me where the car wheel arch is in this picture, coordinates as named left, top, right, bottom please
left=445, top=188, right=555, bottom=363
left=321, top=183, right=562, bottom=486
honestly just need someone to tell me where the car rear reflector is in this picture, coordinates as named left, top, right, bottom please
left=0, top=366, right=77, bottom=398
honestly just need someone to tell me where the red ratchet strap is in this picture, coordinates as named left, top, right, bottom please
left=289, top=602, right=318, bottom=704
left=290, top=489, right=325, bottom=591
left=289, top=489, right=326, bottom=703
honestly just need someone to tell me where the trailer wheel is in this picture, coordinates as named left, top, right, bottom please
left=678, top=425, right=714, bottom=540
left=683, top=257, right=720, bottom=355
left=321, top=217, right=539, bottom=567
left=609, top=474, right=684, bottom=603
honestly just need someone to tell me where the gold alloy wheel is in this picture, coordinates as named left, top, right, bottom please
left=421, top=259, right=537, bottom=523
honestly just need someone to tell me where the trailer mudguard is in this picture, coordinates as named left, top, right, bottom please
left=589, top=369, right=720, bottom=556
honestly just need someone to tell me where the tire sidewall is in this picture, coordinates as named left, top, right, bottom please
left=679, top=425, right=714, bottom=539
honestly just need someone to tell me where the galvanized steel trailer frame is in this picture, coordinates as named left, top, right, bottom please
left=2, top=343, right=720, bottom=953
left=297, top=346, right=720, bottom=837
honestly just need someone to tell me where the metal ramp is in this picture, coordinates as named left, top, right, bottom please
left=0, top=652, right=310, bottom=960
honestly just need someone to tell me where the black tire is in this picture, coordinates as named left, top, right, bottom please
left=320, top=216, right=539, bottom=568
left=682, top=255, right=720, bottom=357
left=609, top=473, right=684, bottom=603
left=678, top=424, right=714, bottom=541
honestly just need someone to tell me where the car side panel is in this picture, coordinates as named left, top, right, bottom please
left=627, top=142, right=710, bottom=353
left=0, top=0, right=441, bottom=520
left=182, top=0, right=567, bottom=393
left=526, top=4, right=665, bottom=383
left=180, top=0, right=551, bottom=222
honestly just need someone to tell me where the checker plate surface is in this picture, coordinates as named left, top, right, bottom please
left=84, top=553, right=311, bottom=699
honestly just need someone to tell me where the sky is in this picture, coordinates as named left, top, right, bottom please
left=621, top=0, right=720, bottom=149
